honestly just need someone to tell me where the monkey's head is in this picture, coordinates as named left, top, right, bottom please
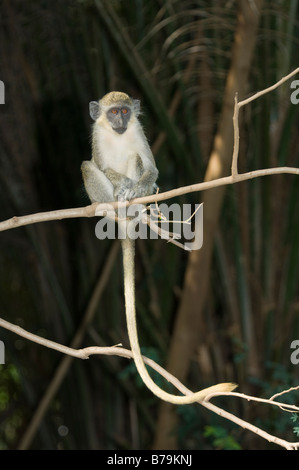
left=90, top=91, right=141, bottom=135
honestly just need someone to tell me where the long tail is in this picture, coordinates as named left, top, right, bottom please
left=121, top=237, right=237, bottom=404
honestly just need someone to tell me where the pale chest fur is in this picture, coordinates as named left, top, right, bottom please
left=94, top=121, right=147, bottom=179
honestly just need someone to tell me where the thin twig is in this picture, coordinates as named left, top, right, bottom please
left=231, top=66, right=299, bottom=178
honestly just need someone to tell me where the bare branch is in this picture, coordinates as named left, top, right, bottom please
left=0, top=314, right=298, bottom=450
left=1, top=166, right=299, bottom=233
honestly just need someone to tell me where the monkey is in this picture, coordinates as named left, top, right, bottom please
left=81, top=91, right=236, bottom=404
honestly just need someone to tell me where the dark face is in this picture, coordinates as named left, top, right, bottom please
left=107, top=106, right=132, bottom=134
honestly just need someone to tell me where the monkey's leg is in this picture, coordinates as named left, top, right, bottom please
left=81, top=161, right=114, bottom=203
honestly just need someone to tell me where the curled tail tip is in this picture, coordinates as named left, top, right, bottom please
left=217, top=382, right=238, bottom=393
left=203, top=382, right=238, bottom=397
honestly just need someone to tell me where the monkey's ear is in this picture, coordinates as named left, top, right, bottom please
left=133, top=99, right=141, bottom=116
left=89, top=101, right=100, bottom=121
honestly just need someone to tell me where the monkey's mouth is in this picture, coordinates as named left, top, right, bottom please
left=113, top=127, right=127, bottom=135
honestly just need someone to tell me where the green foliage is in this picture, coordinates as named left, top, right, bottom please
left=177, top=405, right=242, bottom=450
left=0, top=363, right=23, bottom=449
left=291, top=413, right=299, bottom=437
left=204, top=426, right=242, bottom=451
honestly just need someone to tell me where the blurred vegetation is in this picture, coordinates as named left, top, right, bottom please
left=0, top=0, right=298, bottom=450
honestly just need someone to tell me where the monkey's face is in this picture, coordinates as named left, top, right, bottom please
left=107, top=106, right=132, bottom=134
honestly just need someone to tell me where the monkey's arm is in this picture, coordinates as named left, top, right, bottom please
left=102, top=157, right=158, bottom=201
left=103, top=168, right=135, bottom=200
left=122, top=154, right=158, bottom=200
left=133, top=167, right=158, bottom=197
left=103, top=167, right=133, bottom=187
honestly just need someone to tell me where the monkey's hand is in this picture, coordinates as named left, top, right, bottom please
left=129, top=183, right=155, bottom=199
left=114, top=178, right=136, bottom=201
left=117, top=183, right=153, bottom=201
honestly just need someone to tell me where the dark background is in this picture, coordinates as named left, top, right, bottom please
left=0, top=0, right=298, bottom=450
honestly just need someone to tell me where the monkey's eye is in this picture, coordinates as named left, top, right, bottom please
left=111, top=108, right=118, bottom=114
left=121, top=108, right=128, bottom=114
